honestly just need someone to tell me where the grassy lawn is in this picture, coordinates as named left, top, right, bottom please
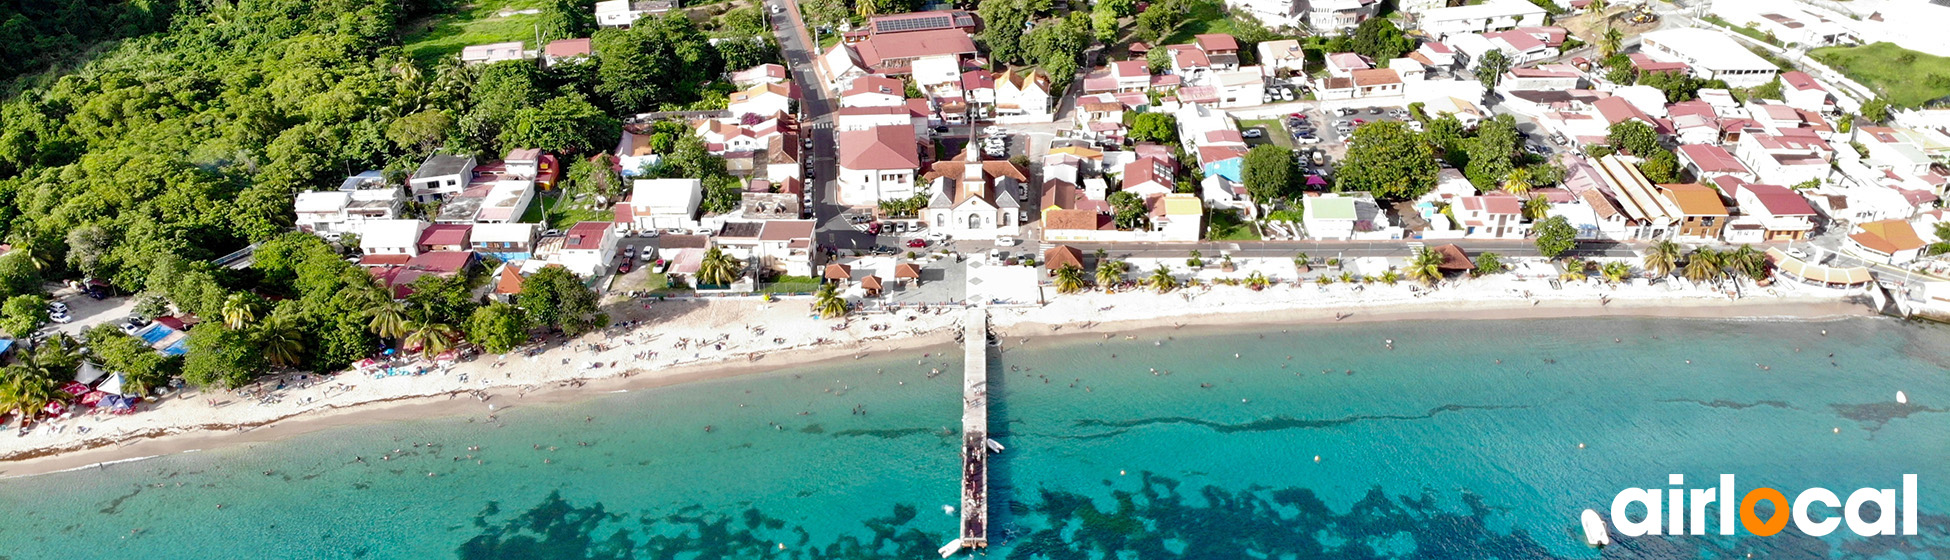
left=760, top=275, right=820, bottom=294
left=402, top=0, right=550, bottom=64
left=1699, top=15, right=1781, bottom=47
left=1238, top=118, right=1292, bottom=148
left=1811, top=42, right=1950, bottom=108
left=1159, top=0, right=1241, bottom=46
left=520, top=193, right=615, bottom=230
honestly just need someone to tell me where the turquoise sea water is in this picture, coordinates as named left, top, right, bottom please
left=0, top=316, right=1946, bottom=559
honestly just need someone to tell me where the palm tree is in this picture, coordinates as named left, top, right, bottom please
left=1682, top=248, right=1725, bottom=284
left=1293, top=252, right=1312, bottom=273
left=1143, top=265, right=1179, bottom=293
left=1406, top=247, right=1446, bottom=287
left=403, top=321, right=459, bottom=357
left=0, top=373, right=58, bottom=423
left=1600, top=261, right=1632, bottom=284
left=1521, top=196, right=1550, bottom=221
left=220, top=293, right=258, bottom=330
left=1379, top=270, right=1402, bottom=286
left=365, top=297, right=409, bottom=340
left=1503, top=167, right=1534, bottom=195
left=1096, top=260, right=1127, bottom=290
left=1726, top=245, right=1767, bottom=281
left=255, top=314, right=306, bottom=368
left=697, top=246, right=743, bottom=287
left=1093, top=248, right=1108, bottom=264
left=1244, top=272, right=1271, bottom=290
left=1053, top=264, right=1087, bottom=294
left=1186, top=249, right=1204, bottom=268
left=1599, top=26, right=1624, bottom=59
left=814, top=282, right=850, bottom=319
left=1642, top=240, right=1682, bottom=278
left=1561, top=257, right=1589, bottom=281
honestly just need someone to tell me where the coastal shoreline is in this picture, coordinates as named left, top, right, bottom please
left=0, top=287, right=1880, bottom=479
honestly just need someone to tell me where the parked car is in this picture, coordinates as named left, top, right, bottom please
left=866, top=222, right=882, bottom=235
left=50, top=311, right=72, bottom=324
left=1368, top=107, right=1383, bottom=114
left=1295, top=136, right=1322, bottom=145
left=48, top=301, right=68, bottom=314
left=1242, top=128, right=1264, bottom=138
left=906, top=238, right=929, bottom=248
left=618, top=258, right=635, bottom=273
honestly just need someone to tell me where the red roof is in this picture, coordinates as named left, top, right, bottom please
left=839, top=125, right=921, bottom=170
left=406, top=251, right=474, bottom=273
left=844, top=75, right=904, bottom=98
left=545, top=38, right=592, bottom=58
left=1677, top=144, right=1750, bottom=174
left=360, top=254, right=413, bottom=266
left=1194, top=33, right=1240, bottom=52
left=1780, top=71, right=1824, bottom=92
left=1741, top=183, right=1817, bottom=216
left=419, top=224, right=472, bottom=247
left=854, top=29, right=977, bottom=69
left=563, top=222, right=610, bottom=250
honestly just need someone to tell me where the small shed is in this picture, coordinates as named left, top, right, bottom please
left=1044, top=245, right=1084, bottom=271
left=823, top=263, right=853, bottom=283
left=895, top=263, right=923, bottom=284
left=1432, top=244, right=1473, bottom=271
left=860, top=275, right=884, bottom=296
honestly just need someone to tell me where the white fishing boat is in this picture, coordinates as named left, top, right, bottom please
left=1898, top=390, right=1908, bottom=404
left=1581, top=509, right=1611, bottom=547
left=937, top=538, right=965, bottom=558
left=985, top=438, right=1005, bottom=453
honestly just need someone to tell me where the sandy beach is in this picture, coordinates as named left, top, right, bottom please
left=0, top=271, right=1877, bottom=478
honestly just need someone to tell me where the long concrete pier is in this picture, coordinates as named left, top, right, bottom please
left=954, top=308, right=990, bottom=553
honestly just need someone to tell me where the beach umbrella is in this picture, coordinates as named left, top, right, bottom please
left=98, top=373, right=126, bottom=396
left=60, top=382, right=90, bottom=397
left=79, top=391, right=107, bottom=407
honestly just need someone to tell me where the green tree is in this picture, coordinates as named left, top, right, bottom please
left=500, top=93, right=621, bottom=155
left=221, top=293, right=260, bottom=330
left=1336, top=121, right=1439, bottom=200
left=1109, top=191, right=1149, bottom=230
left=1471, top=252, right=1507, bottom=277
left=1639, top=150, right=1681, bottom=183
left=403, top=321, right=459, bottom=357
left=1143, top=264, right=1178, bottom=293
left=1606, top=121, right=1660, bottom=156
left=1601, top=261, right=1632, bottom=283
left=1681, top=248, right=1725, bottom=283
left=1643, top=240, right=1682, bottom=278
left=519, top=265, right=607, bottom=335
left=387, top=110, right=454, bottom=155
left=1599, top=26, right=1623, bottom=58
left=1095, top=259, right=1127, bottom=289
left=1533, top=216, right=1577, bottom=258
left=1128, top=113, right=1179, bottom=145
left=1861, top=99, right=1890, bottom=123
left=254, top=310, right=306, bottom=368
left=0, top=294, right=47, bottom=337
left=182, top=323, right=264, bottom=389
left=1092, top=1, right=1121, bottom=43
left=1475, top=49, right=1513, bottom=88
left=979, top=0, right=1031, bottom=66
left=696, top=246, right=744, bottom=286
left=0, top=253, right=42, bottom=298
left=1406, top=247, right=1446, bottom=287
left=466, top=302, right=529, bottom=354
left=1242, top=144, right=1297, bottom=204
left=813, top=281, right=849, bottom=319
left=1350, top=17, right=1413, bottom=60
left=365, top=297, right=410, bottom=341
left=84, top=324, right=176, bottom=395
left=537, top=0, right=598, bottom=43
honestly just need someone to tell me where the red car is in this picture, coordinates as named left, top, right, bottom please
left=866, top=222, right=882, bottom=235
left=1289, top=112, right=1308, bottom=119
left=906, top=239, right=929, bottom=248
left=618, top=258, right=634, bottom=273
left=1352, top=119, right=1367, bottom=125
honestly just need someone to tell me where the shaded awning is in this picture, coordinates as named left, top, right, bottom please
left=1766, top=248, right=1872, bottom=285
left=1432, top=244, right=1473, bottom=271
left=1044, top=245, right=1084, bottom=270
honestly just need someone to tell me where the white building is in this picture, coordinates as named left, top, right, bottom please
left=995, top=68, right=1053, bottom=122
left=595, top=0, right=670, bottom=28
left=460, top=41, right=527, bottom=65
left=1417, top=0, right=1546, bottom=39
left=727, top=82, right=795, bottom=118
left=1638, top=29, right=1780, bottom=88
left=360, top=219, right=428, bottom=258
left=470, top=223, right=541, bottom=260
left=924, top=148, right=1029, bottom=240
left=628, top=179, right=703, bottom=231
left=543, top=221, right=620, bottom=277
left=408, top=154, right=476, bottom=202
left=837, top=124, right=921, bottom=205
left=294, top=171, right=406, bottom=239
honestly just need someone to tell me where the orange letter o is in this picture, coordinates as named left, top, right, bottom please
left=1741, top=488, right=1790, bottom=536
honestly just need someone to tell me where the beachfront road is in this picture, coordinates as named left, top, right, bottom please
left=1047, top=239, right=1650, bottom=260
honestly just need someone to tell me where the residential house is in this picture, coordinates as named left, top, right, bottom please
left=1848, top=219, right=1926, bottom=264
left=1416, top=42, right=1458, bottom=69
left=1257, top=39, right=1306, bottom=74
left=473, top=178, right=536, bottom=223
left=1168, top=45, right=1214, bottom=86
left=1677, top=144, right=1757, bottom=183
left=628, top=179, right=703, bottom=230
left=460, top=41, right=526, bottom=65
left=595, top=0, right=672, bottom=28
left=1148, top=194, right=1205, bottom=241
left=1454, top=194, right=1528, bottom=239
left=417, top=223, right=472, bottom=253
left=544, top=221, right=620, bottom=276
left=1202, top=175, right=1253, bottom=215
left=1657, top=183, right=1731, bottom=240
left=924, top=148, right=1030, bottom=239
left=1389, top=57, right=1426, bottom=81
left=837, top=124, right=922, bottom=204
left=1728, top=182, right=1819, bottom=242
left=1224, top=0, right=1306, bottom=28
left=1213, top=68, right=1266, bottom=108
left=1593, top=154, right=1681, bottom=239
left=543, top=39, right=593, bottom=67
left=817, top=43, right=871, bottom=93
left=294, top=171, right=406, bottom=239
left=360, top=219, right=429, bottom=263
left=713, top=220, right=816, bottom=277
left=1501, top=64, right=1583, bottom=90
left=1736, top=131, right=1834, bottom=187
left=1302, top=195, right=1360, bottom=239
left=470, top=223, right=541, bottom=261
left=1198, top=145, right=1248, bottom=183
left=1351, top=68, right=1404, bottom=98
left=408, top=154, right=477, bottom=202
left=840, top=75, right=907, bottom=108
left=1122, top=156, right=1177, bottom=198
left=1779, top=71, right=1837, bottom=115
left=728, top=82, right=796, bottom=118
left=995, top=69, right=1053, bottom=121
left=732, top=63, right=789, bottom=87
left=1194, top=34, right=1242, bottom=71
left=1300, top=0, right=1383, bottom=32
left=1418, top=0, right=1547, bottom=39
left=847, top=9, right=978, bottom=40
left=1639, top=29, right=1780, bottom=88
left=1325, top=52, right=1371, bottom=77
left=851, top=29, right=977, bottom=75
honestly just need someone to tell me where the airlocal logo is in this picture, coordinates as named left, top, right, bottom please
left=1599, top=475, right=1917, bottom=538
